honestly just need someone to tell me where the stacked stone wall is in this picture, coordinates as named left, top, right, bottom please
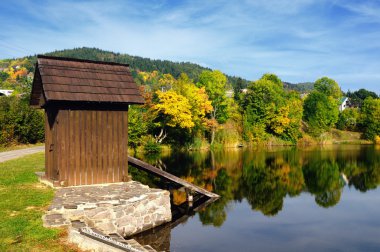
left=43, top=181, right=172, bottom=237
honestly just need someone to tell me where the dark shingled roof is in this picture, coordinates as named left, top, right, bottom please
left=30, top=55, right=144, bottom=107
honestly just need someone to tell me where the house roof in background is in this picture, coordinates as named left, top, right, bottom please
left=30, top=55, right=144, bottom=107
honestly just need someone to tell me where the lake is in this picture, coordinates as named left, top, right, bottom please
left=129, top=145, right=380, bottom=252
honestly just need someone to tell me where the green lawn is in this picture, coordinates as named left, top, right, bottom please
left=0, top=153, right=76, bottom=251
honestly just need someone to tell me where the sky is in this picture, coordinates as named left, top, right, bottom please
left=1, top=0, right=380, bottom=93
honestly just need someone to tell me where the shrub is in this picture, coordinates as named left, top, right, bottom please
left=143, top=137, right=162, bottom=154
left=0, top=95, right=44, bottom=146
left=375, top=135, right=380, bottom=145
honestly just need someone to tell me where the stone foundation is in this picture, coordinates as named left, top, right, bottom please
left=43, top=181, right=172, bottom=237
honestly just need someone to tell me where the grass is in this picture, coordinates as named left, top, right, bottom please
left=0, top=153, right=77, bottom=252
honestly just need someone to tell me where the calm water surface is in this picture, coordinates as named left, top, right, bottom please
left=130, top=145, right=380, bottom=252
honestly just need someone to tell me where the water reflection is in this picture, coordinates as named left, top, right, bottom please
left=130, top=145, right=380, bottom=223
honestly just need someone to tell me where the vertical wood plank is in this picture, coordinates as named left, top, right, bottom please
left=92, top=111, right=97, bottom=185
left=69, top=110, right=75, bottom=186
left=75, top=110, right=80, bottom=186
left=105, top=111, right=109, bottom=183
left=54, top=111, right=60, bottom=181
left=97, top=111, right=103, bottom=184
left=120, top=111, right=125, bottom=181
left=80, top=111, right=86, bottom=185
left=44, top=112, right=50, bottom=179
left=57, top=111, right=63, bottom=183
left=86, top=111, right=92, bottom=185
left=65, top=110, right=70, bottom=183
left=123, top=111, right=129, bottom=180
left=112, top=111, right=116, bottom=183
left=61, top=110, right=67, bottom=183
left=114, top=112, right=122, bottom=182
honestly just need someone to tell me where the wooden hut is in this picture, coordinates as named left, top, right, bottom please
left=30, top=55, right=144, bottom=186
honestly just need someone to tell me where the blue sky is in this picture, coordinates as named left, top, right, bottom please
left=1, top=0, right=380, bottom=93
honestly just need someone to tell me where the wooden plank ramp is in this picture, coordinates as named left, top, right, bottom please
left=128, top=156, right=220, bottom=198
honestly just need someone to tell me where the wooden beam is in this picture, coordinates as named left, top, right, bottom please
left=128, top=156, right=220, bottom=199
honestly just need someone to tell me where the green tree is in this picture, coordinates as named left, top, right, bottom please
left=360, top=97, right=380, bottom=140
left=261, top=73, right=283, bottom=87
left=128, top=106, right=148, bottom=152
left=336, top=108, right=359, bottom=131
left=314, top=77, right=342, bottom=99
left=233, top=77, right=243, bottom=101
left=303, top=91, right=339, bottom=136
left=242, top=74, right=302, bottom=143
left=283, top=91, right=303, bottom=142
left=197, top=70, right=228, bottom=144
left=0, top=95, right=44, bottom=146
left=347, top=88, right=379, bottom=108
left=242, top=77, right=283, bottom=141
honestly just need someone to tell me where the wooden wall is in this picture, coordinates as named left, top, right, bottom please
left=45, top=109, right=129, bottom=186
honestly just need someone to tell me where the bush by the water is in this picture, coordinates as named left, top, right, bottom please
left=143, top=138, right=162, bottom=154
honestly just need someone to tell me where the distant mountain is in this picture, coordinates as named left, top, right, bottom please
left=3, top=47, right=314, bottom=92
left=283, top=82, right=314, bottom=93
left=24, top=47, right=250, bottom=88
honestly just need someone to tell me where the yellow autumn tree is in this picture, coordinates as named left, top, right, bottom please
left=152, top=90, right=194, bottom=142
left=174, top=73, right=213, bottom=131
left=184, top=85, right=213, bottom=128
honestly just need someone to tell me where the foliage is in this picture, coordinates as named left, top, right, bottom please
left=0, top=95, right=44, bottom=146
left=197, top=70, right=229, bottom=144
left=153, top=90, right=194, bottom=129
left=0, top=153, right=76, bottom=251
left=261, top=73, right=283, bottom=87
left=233, top=77, right=244, bottom=101
left=2, top=47, right=380, bottom=149
left=303, top=91, right=339, bottom=136
left=242, top=74, right=303, bottom=143
left=174, top=73, right=213, bottom=132
left=359, top=97, right=380, bottom=140
left=314, top=77, right=342, bottom=99
left=336, top=108, right=359, bottom=131
left=197, top=70, right=228, bottom=123
left=346, top=88, right=378, bottom=107
left=374, top=135, right=380, bottom=145
left=143, top=137, right=162, bottom=154
left=22, top=47, right=250, bottom=90
left=283, top=82, right=314, bottom=92
left=128, top=105, right=148, bottom=151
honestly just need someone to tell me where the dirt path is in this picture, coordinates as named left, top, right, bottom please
left=0, top=146, right=45, bottom=163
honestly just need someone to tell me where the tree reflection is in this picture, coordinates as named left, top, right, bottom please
left=303, top=160, right=343, bottom=208
left=343, top=147, right=380, bottom=192
left=130, top=145, right=380, bottom=226
left=198, top=169, right=232, bottom=227
left=240, top=151, right=305, bottom=216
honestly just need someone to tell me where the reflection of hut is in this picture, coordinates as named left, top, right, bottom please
left=30, top=55, right=144, bottom=186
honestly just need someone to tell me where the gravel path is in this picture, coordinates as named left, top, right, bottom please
left=0, top=146, right=45, bottom=163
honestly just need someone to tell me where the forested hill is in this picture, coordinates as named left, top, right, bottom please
left=24, top=47, right=250, bottom=88
left=283, top=82, right=314, bottom=92
left=3, top=47, right=313, bottom=91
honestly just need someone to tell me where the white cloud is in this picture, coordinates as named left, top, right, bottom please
left=0, top=0, right=380, bottom=93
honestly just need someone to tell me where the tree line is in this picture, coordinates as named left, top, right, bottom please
left=0, top=50, right=380, bottom=148
left=129, top=69, right=380, bottom=152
